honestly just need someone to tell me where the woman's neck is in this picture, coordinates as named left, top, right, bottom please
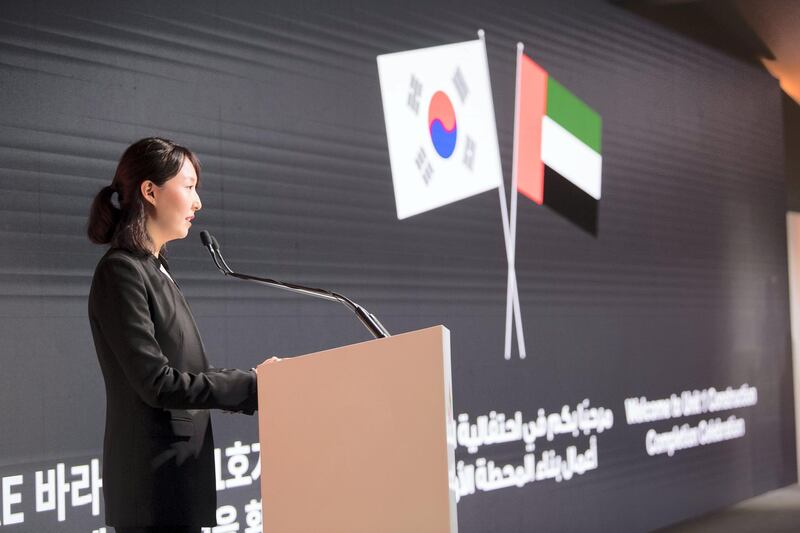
left=148, top=238, right=164, bottom=258
left=145, top=219, right=165, bottom=257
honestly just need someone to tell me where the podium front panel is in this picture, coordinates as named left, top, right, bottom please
left=256, top=325, right=456, bottom=533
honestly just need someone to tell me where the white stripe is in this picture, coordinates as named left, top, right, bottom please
left=541, top=116, right=602, bottom=200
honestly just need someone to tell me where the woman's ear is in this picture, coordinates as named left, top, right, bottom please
left=140, top=180, right=157, bottom=207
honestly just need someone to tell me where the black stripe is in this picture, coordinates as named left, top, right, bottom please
left=543, top=166, right=599, bottom=236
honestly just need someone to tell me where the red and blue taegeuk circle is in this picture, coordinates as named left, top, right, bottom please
left=428, top=91, right=457, bottom=158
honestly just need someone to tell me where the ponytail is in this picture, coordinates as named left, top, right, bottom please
left=87, top=185, right=121, bottom=244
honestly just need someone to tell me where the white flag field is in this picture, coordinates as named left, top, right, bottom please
left=377, top=38, right=503, bottom=220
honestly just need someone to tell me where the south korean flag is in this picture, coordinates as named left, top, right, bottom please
left=377, top=36, right=504, bottom=219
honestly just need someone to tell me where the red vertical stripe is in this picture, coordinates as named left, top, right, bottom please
left=515, top=54, right=548, bottom=205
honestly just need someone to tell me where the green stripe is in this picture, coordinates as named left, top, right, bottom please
left=546, top=78, right=602, bottom=153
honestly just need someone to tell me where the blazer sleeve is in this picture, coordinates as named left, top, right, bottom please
left=92, top=255, right=258, bottom=413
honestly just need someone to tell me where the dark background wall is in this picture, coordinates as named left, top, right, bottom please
left=0, top=1, right=794, bottom=531
left=785, top=92, right=800, bottom=211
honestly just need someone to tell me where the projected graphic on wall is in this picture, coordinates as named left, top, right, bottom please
left=377, top=35, right=606, bottom=361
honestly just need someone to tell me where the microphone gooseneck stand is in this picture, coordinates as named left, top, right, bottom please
left=199, top=231, right=390, bottom=339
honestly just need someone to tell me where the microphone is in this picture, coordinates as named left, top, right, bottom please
left=200, top=230, right=227, bottom=273
left=199, top=230, right=390, bottom=339
left=201, top=231, right=234, bottom=274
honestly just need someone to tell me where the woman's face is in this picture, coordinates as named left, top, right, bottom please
left=143, top=157, right=202, bottom=248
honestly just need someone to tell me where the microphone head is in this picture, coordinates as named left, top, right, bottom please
left=199, top=230, right=212, bottom=248
left=211, top=236, right=221, bottom=252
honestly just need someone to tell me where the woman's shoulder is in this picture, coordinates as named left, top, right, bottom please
left=92, top=247, right=153, bottom=282
left=96, top=246, right=145, bottom=266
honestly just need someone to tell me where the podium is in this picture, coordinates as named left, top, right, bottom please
left=256, top=325, right=457, bottom=533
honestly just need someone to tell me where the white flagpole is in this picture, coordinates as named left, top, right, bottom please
left=506, top=42, right=527, bottom=359
left=478, top=30, right=526, bottom=360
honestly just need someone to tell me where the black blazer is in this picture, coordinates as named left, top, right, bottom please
left=88, top=247, right=257, bottom=527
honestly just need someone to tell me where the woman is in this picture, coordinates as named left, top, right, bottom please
left=86, top=137, right=277, bottom=533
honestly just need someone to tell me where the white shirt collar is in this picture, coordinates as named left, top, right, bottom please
left=159, top=262, right=176, bottom=285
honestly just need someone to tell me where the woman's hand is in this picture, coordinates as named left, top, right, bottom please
left=250, top=356, right=281, bottom=373
left=223, top=358, right=282, bottom=414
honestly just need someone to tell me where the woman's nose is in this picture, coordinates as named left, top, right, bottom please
left=193, top=193, right=202, bottom=211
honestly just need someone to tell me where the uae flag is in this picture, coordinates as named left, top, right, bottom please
left=514, top=51, right=602, bottom=234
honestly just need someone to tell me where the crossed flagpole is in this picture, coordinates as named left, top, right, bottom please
left=472, top=31, right=528, bottom=360
left=486, top=31, right=527, bottom=360
left=497, top=164, right=526, bottom=361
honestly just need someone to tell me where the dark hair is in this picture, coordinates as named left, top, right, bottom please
left=87, top=137, right=201, bottom=256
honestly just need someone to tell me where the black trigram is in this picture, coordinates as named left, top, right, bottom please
left=452, top=67, right=468, bottom=103
left=415, top=146, right=434, bottom=185
left=407, top=75, right=422, bottom=114
left=463, top=136, right=476, bottom=171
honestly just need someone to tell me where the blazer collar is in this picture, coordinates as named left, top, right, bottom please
left=154, top=253, right=171, bottom=273
left=149, top=253, right=181, bottom=290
